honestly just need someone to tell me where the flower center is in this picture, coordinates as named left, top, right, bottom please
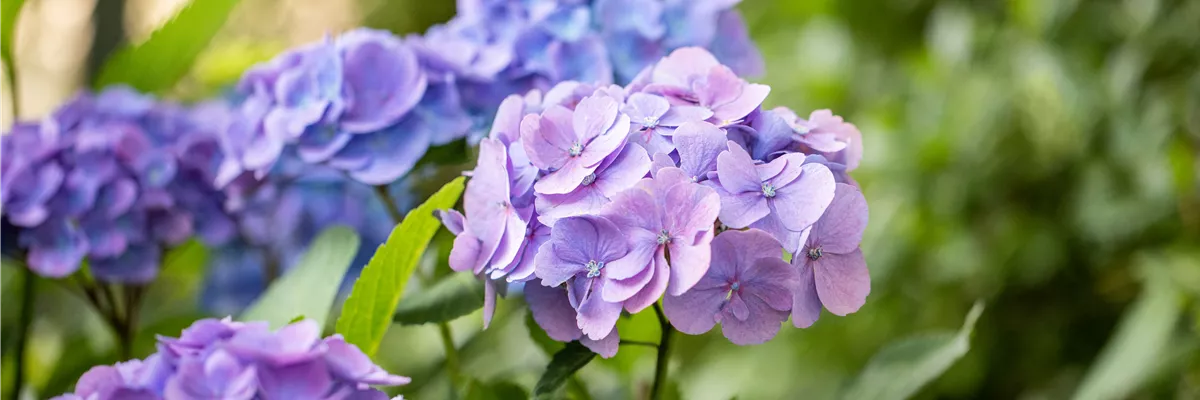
left=568, top=142, right=584, bottom=157
left=730, top=281, right=740, bottom=292
left=581, top=173, right=597, bottom=186
left=807, top=246, right=823, bottom=261
left=641, top=116, right=659, bottom=130
left=761, top=182, right=777, bottom=198
left=585, top=260, right=605, bottom=278
left=656, top=229, right=672, bottom=245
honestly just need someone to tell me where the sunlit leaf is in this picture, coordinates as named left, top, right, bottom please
left=93, top=0, right=240, bottom=92
left=534, top=341, right=596, bottom=399
left=392, top=272, right=484, bottom=326
left=335, top=177, right=465, bottom=356
left=241, top=226, right=360, bottom=328
left=465, top=379, right=528, bottom=400
left=840, top=302, right=985, bottom=400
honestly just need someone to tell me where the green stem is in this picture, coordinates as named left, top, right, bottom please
left=3, top=50, right=17, bottom=120
left=10, top=267, right=35, bottom=400
left=373, top=185, right=463, bottom=397
left=650, top=303, right=674, bottom=400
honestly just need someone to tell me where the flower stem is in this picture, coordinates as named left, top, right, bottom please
left=373, top=185, right=463, bottom=397
left=10, top=267, right=36, bottom=400
left=650, top=303, right=674, bottom=400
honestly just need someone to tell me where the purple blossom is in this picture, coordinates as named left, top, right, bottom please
left=622, top=92, right=712, bottom=156
left=777, top=108, right=864, bottom=171
left=664, top=120, right=727, bottom=182
left=521, top=95, right=630, bottom=195
left=644, top=47, right=770, bottom=126
left=54, top=318, right=408, bottom=400
left=525, top=280, right=619, bottom=358
left=534, top=143, right=650, bottom=226
left=598, top=167, right=720, bottom=312
left=662, top=229, right=798, bottom=345
left=792, top=183, right=871, bottom=328
left=534, top=215, right=630, bottom=340
left=711, top=141, right=836, bottom=252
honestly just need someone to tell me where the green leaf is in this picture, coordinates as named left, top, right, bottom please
left=839, top=302, right=985, bottom=400
left=141, top=239, right=209, bottom=325
left=1072, top=259, right=1185, bottom=400
left=1, top=0, right=24, bottom=64
left=242, top=226, right=361, bottom=328
left=93, top=0, right=240, bottom=93
left=392, top=272, right=485, bottom=325
left=534, top=341, right=596, bottom=399
left=335, top=177, right=466, bottom=356
left=465, top=380, right=528, bottom=400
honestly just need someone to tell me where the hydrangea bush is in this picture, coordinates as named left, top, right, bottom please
left=440, top=46, right=870, bottom=356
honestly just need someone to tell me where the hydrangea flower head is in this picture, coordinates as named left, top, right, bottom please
left=53, top=318, right=409, bottom=400
left=792, top=183, right=871, bottom=328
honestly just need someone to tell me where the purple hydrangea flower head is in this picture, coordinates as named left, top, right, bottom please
left=662, top=229, right=798, bottom=345
left=522, top=95, right=630, bottom=195
left=534, top=215, right=630, bottom=340
left=336, top=29, right=427, bottom=134
left=598, top=167, right=720, bottom=312
left=643, top=47, right=769, bottom=126
left=55, top=318, right=409, bottom=399
left=778, top=108, right=864, bottom=171
left=792, top=183, right=870, bottom=328
left=622, top=92, right=712, bottom=156
left=712, top=141, right=836, bottom=253
left=525, top=279, right=619, bottom=358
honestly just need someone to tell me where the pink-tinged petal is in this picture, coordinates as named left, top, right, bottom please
left=533, top=158, right=597, bottom=195
left=487, top=211, right=528, bottom=270
left=534, top=248, right=583, bottom=287
left=665, top=230, right=713, bottom=296
left=651, top=47, right=721, bottom=88
left=601, top=229, right=658, bottom=280
left=749, top=210, right=808, bottom=254
left=695, top=66, right=744, bottom=111
left=621, top=250, right=670, bottom=313
left=483, top=279, right=497, bottom=329
left=811, top=183, right=869, bottom=254
left=662, top=287, right=723, bottom=335
left=664, top=179, right=720, bottom=241
left=577, top=114, right=631, bottom=168
left=463, top=138, right=511, bottom=218
left=593, top=145, right=651, bottom=198
left=743, top=257, right=797, bottom=311
left=624, top=93, right=669, bottom=121
left=660, top=106, right=713, bottom=127
left=674, top=121, right=727, bottom=180
left=580, top=327, right=619, bottom=358
left=525, top=281, right=583, bottom=342
left=812, top=249, right=870, bottom=316
left=448, top=232, right=483, bottom=273
left=764, top=153, right=806, bottom=187
left=572, top=95, right=620, bottom=143
left=507, top=225, right=549, bottom=282
left=791, top=260, right=822, bottom=328
left=712, top=83, right=770, bottom=124
left=520, top=107, right=574, bottom=170
left=650, top=153, right=678, bottom=177
left=601, top=252, right=656, bottom=303
left=601, top=181, right=660, bottom=232
left=536, top=186, right=609, bottom=226
left=489, top=95, right=527, bottom=144
left=715, top=141, right=761, bottom=193
left=716, top=190, right=769, bottom=229
left=719, top=294, right=789, bottom=345
left=705, top=231, right=741, bottom=282
left=436, top=209, right=465, bottom=235
left=772, top=163, right=836, bottom=232
left=725, top=229, right=787, bottom=273
left=577, top=280, right=624, bottom=340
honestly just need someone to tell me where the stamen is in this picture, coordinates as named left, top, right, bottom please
left=581, top=173, right=597, bottom=186
left=761, top=182, right=777, bottom=198
left=585, top=260, right=605, bottom=278
left=568, top=142, right=583, bottom=157
left=807, top=246, right=823, bottom=261
left=656, top=229, right=671, bottom=245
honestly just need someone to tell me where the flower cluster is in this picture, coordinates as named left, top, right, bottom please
left=219, top=0, right=763, bottom=187
left=441, top=47, right=869, bottom=355
left=0, top=87, right=236, bottom=282
left=52, top=318, right=408, bottom=400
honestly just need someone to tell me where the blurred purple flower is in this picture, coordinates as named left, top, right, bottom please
left=792, top=183, right=870, bottom=328
left=644, top=47, right=769, bottom=126
left=778, top=108, right=864, bottom=171
left=662, top=229, right=797, bottom=345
